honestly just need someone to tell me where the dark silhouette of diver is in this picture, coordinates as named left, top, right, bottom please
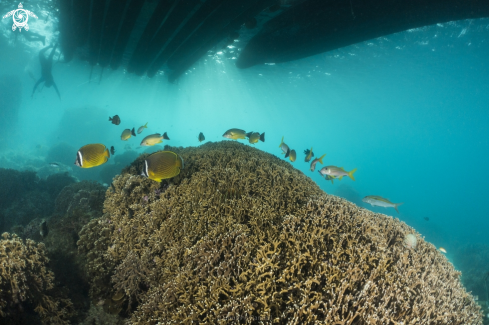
left=32, top=44, right=60, bottom=99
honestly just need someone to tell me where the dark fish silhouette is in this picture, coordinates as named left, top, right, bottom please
left=198, top=132, right=205, bottom=142
left=110, top=146, right=115, bottom=155
left=109, top=115, right=121, bottom=125
left=304, top=148, right=314, bottom=162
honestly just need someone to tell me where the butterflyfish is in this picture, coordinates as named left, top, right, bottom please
left=141, top=151, right=184, bottom=182
left=75, top=144, right=110, bottom=168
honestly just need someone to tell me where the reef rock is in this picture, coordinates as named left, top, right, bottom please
left=78, top=141, right=482, bottom=324
left=0, top=233, right=73, bottom=324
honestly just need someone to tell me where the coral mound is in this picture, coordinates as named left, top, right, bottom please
left=78, top=141, right=482, bottom=324
left=0, top=233, right=73, bottom=324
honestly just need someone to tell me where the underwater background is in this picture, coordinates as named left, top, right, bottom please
left=0, top=0, right=489, bottom=323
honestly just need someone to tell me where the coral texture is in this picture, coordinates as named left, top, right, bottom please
left=0, top=233, right=73, bottom=324
left=0, top=168, right=75, bottom=233
left=78, top=141, right=482, bottom=324
left=54, top=180, right=106, bottom=218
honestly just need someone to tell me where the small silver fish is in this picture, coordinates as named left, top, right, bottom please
left=279, top=136, right=290, bottom=158
left=309, top=154, right=326, bottom=172
left=362, top=195, right=403, bottom=213
left=49, top=162, right=59, bottom=168
left=318, top=166, right=357, bottom=181
left=137, top=122, right=148, bottom=134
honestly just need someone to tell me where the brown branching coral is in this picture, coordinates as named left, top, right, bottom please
left=78, top=141, right=482, bottom=324
left=0, top=233, right=73, bottom=324
left=78, top=218, right=116, bottom=302
left=111, top=249, right=155, bottom=309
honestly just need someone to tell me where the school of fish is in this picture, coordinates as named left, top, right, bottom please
left=73, top=119, right=413, bottom=246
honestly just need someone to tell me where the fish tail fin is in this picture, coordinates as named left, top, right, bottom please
left=279, top=136, right=284, bottom=148
left=144, top=122, right=148, bottom=128
left=348, top=168, right=357, bottom=181
left=311, top=147, right=314, bottom=157
left=318, top=154, right=326, bottom=164
left=260, top=132, right=265, bottom=142
left=246, top=132, right=252, bottom=138
left=105, top=148, right=110, bottom=158
left=131, top=128, right=136, bottom=136
left=394, top=202, right=404, bottom=214
left=109, top=116, right=112, bottom=121
left=163, top=132, right=170, bottom=140
left=285, top=148, right=290, bottom=158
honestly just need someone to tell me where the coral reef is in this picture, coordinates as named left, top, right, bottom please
left=43, top=181, right=107, bottom=323
left=54, top=180, right=106, bottom=218
left=44, top=172, right=77, bottom=200
left=453, top=243, right=489, bottom=311
left=77, top=141, right=482, bottom=324
left=4, top=191, right=53, bottom=226
left=78, top=217, right=117, bottom=309
left=78, top=304, right=124, bottom=325
left=0, top=233, right=73, bottom=324
left=0, top=169, right=75, bottom=233
left=0, top=168, right=38, bottom=211
left=7, top=179, right=107, bottom=324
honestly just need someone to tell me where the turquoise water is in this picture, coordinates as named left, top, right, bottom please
left=1, top=3, right=489, bottom=308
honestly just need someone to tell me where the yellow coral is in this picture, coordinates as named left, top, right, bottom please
left=0, top=233, right=73, bottom=324
left=77, top=141, right=482, bottom=324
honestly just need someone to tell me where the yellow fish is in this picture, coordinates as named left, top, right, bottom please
left=121, top=128, right=136, bottom=141
left=223, top=128, right=247, bottom=140
left=289, top=149, right=296, bottom=162
left=304, top=147, right=314, bottom=162
left=140, top=132, right=170, bottom=146
left=141, top=151, right=184, bottom=182
left=279, top=136, right=290, bottom=158
left=439, top=247, right=447, bottom=254
left=75, top=144, right=110, bottom=168
left=309, top=154, right=326, bottom=172
left=325, top=175, right=336, bottom=184
left=246, top=132, right=265, bottom=144
left=137, top=122, right=148, bottom=134
left=319, top=166, right=357, bottom=181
